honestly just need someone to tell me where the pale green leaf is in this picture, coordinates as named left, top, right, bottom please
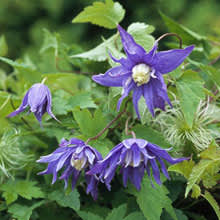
left=202, top=191, right=220, bottom=220
left=191, top=184, right=201, bottom=199
left=106, top=204, right=127, bottom=220
left=0, top=35, right=8, bottom=57
left=131, top=177, right=177, bottom=220
left=8, top=201, right=44, bottom=220
left=77, top=211, right=104, bottom=220
left=72, top=0, right=125, bottom=29
left=127, top=22, right=155, bottom=51
left=123, top=212, right=146, bottom=220
left=48, top=189, right=80, bottom=211
left=176, top=70, right=205, bottom=128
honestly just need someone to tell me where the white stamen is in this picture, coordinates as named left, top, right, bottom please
left=71, top=155, right=87, bottom=171
left=150, top=69, right=157, bottom=78
left=132, top=63, right=151, bottom=86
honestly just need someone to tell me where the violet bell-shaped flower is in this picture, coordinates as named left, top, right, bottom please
left=92, top=25, right=194, bottom=118
left=37, top=138, right=102, bottom=200
left=7, top=83, right=58, bottom=124
left=88, top=138, right=188, bottom=190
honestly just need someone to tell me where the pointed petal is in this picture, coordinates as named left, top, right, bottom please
left=154, top=45, right=194, bottom=74
left=117, top=25, right=146, bottom=62
left=132, top=144, right=141, bottom=167
left=7, top=90, right=30, bottom=117
left=132, top=86, right=142, bottom=119
left=150, top=159, right=161, bottom=185
left=143, top=73, right=171, bottom=116
left=157, top=157, right=170, bottom=179
left=92, top=66, right=131, bottom=87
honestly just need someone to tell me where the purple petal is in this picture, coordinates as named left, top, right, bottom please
left=154, top=45, right=194, bottom=74
left=150, top=159, right=161, bottom=185
left=143, top=43, right=158, bottom=66
left=132, top=144, right=141, bottom=167
left=157, top=157, right=170, bottom=179
left=132, top=86, right=142, bottom=119
left=71, top=169, right=80, bottom=190
left=117, top=25, right=146, bottom=62
left=92, top=66, right=131, bottom=87
left=7, top=90, right=30, bottom=117
left=121, top=167, right=129, bottom=187
left=143, top=73, right=171, bottom=116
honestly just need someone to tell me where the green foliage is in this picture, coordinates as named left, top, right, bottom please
left=8, top=201, right=45, bottom=220
left=0, top=35, right=8, bottom=57
left=176, top=70, right=205, bottom=128
left=0, top=180, right=44, bottom=205
left=130, top=176, right=177, bottom=220
left=48, top=189, right=80, bottom=211
left=72, top=0, right=125, bottom=29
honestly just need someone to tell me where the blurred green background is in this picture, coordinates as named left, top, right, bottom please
left=0, top=0, right=219, bottom=59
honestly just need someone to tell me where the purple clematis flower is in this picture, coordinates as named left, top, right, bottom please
left=7, top=83, right=58, bottom=124
left=37, top=138, right=102, bottom=200
left=88, top=138, right=188, bottom=190
left=92, top=25, right=194, bottom=117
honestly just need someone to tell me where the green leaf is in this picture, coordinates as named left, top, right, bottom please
left=106, top=204, right=127, bottom=220
left=0, top=180, right=44, bottom=205
left=71, top=34, right=122, bottom=62
left=133, top=124, right=171, bottom=148
left=131, top=177, right=177, bottom=220
left=72, top=0, right=125, bottom=29
left=160, top=11, right=206, bottom=45
left=202, top=191, right=220, bottom=220
left=123, top=212, right=146, bottom=220
left=176, top=70, right=205, bottom=128
left=127, top=22, right=155, bottom=52
left=191, top=184, right=201, bottom=199
left=68, top=92, right=97, bottom=109
left=48, top=189, right=80, bottom=211
left=0, top=57, right=41, bottom=83
left=185, top=160, right=213, bottom=197
left=8, top=201, right=44, bottom=220
left=168, top=160, right=195, bottom=179
left=0, top=35, right=8, bottom=57
left=73, top=108, right=107, bottom=138
left=77, top=211, right=104, bottom=220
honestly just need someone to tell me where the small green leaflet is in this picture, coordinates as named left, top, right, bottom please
left=0, top=180, right=44, bottom=205
left=8, top=201, right=45, bottom=220
left=130, top=176, right=177, bottom=220
left=106, top=204, right=127, bottom=220
left=72, top=0, right=125, bottom=29
left=48, top=189, right=80, bottom=211
left=77, top=211, right=104, bottom=220
left=176, top=70, right=205, bottom=128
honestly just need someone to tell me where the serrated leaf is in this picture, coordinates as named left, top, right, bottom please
left=185, top=160, right=213, bottom=197
left=131, top=176, right=177, bottom=220
left=168, top=160, right=195, bottom=179
left=0, top=180, right=44, bottom=205
left=71, top=34, right=122, bottom=62
left=8, top=201, right=44, bottom=220
left=77, top=211, right=104, bottom=220
left=176, top=70, right=205, bottom=128
left=160, top=11, right=206, bottom=45
left=106, top=204, right=127, bottom=220
left=202, top=191, right=220, bottom=220
left=72, top=0, right=125, bottom=29
left=191, top=184, right=201, bottom=199
left=0, top=35, right=8, bottom=57
left=48, top=189, right=80, bottom=211
left=73, top=108, right=107, bottom=138
left=124, top=212, right=146, bottom=220
left=127, top=22, right=155, bottom=52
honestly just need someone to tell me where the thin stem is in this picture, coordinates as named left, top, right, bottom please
left=156, top=33, right=183, bottom=49
left=85, top=100, right=130, bottom=144
left=41, top=77, right=47, bottom=84
left=208, top=54, right=220, bottom=65
left=125, top=116, right=136, bottom=139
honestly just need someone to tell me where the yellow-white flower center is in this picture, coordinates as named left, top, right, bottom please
left=71, top=157, right=87, bottom=171
left=132, top=63, right=151, bottom=86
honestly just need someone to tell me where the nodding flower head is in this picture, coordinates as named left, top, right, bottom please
left=7, top=83, right=58, bottom=125
left=88, top=138, right=188, bottom=190
left=92, top=25, right=194, bottom=118
left=37, top=138, right=102, bottom=200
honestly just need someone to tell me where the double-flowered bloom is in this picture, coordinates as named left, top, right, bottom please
left=8, top=83, right=57, bottom=124
left=37, top=138, right=102, bottom=200
left=88, top=138, right=188, bottom=190
left=92, top=25, right=194, bottom=117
